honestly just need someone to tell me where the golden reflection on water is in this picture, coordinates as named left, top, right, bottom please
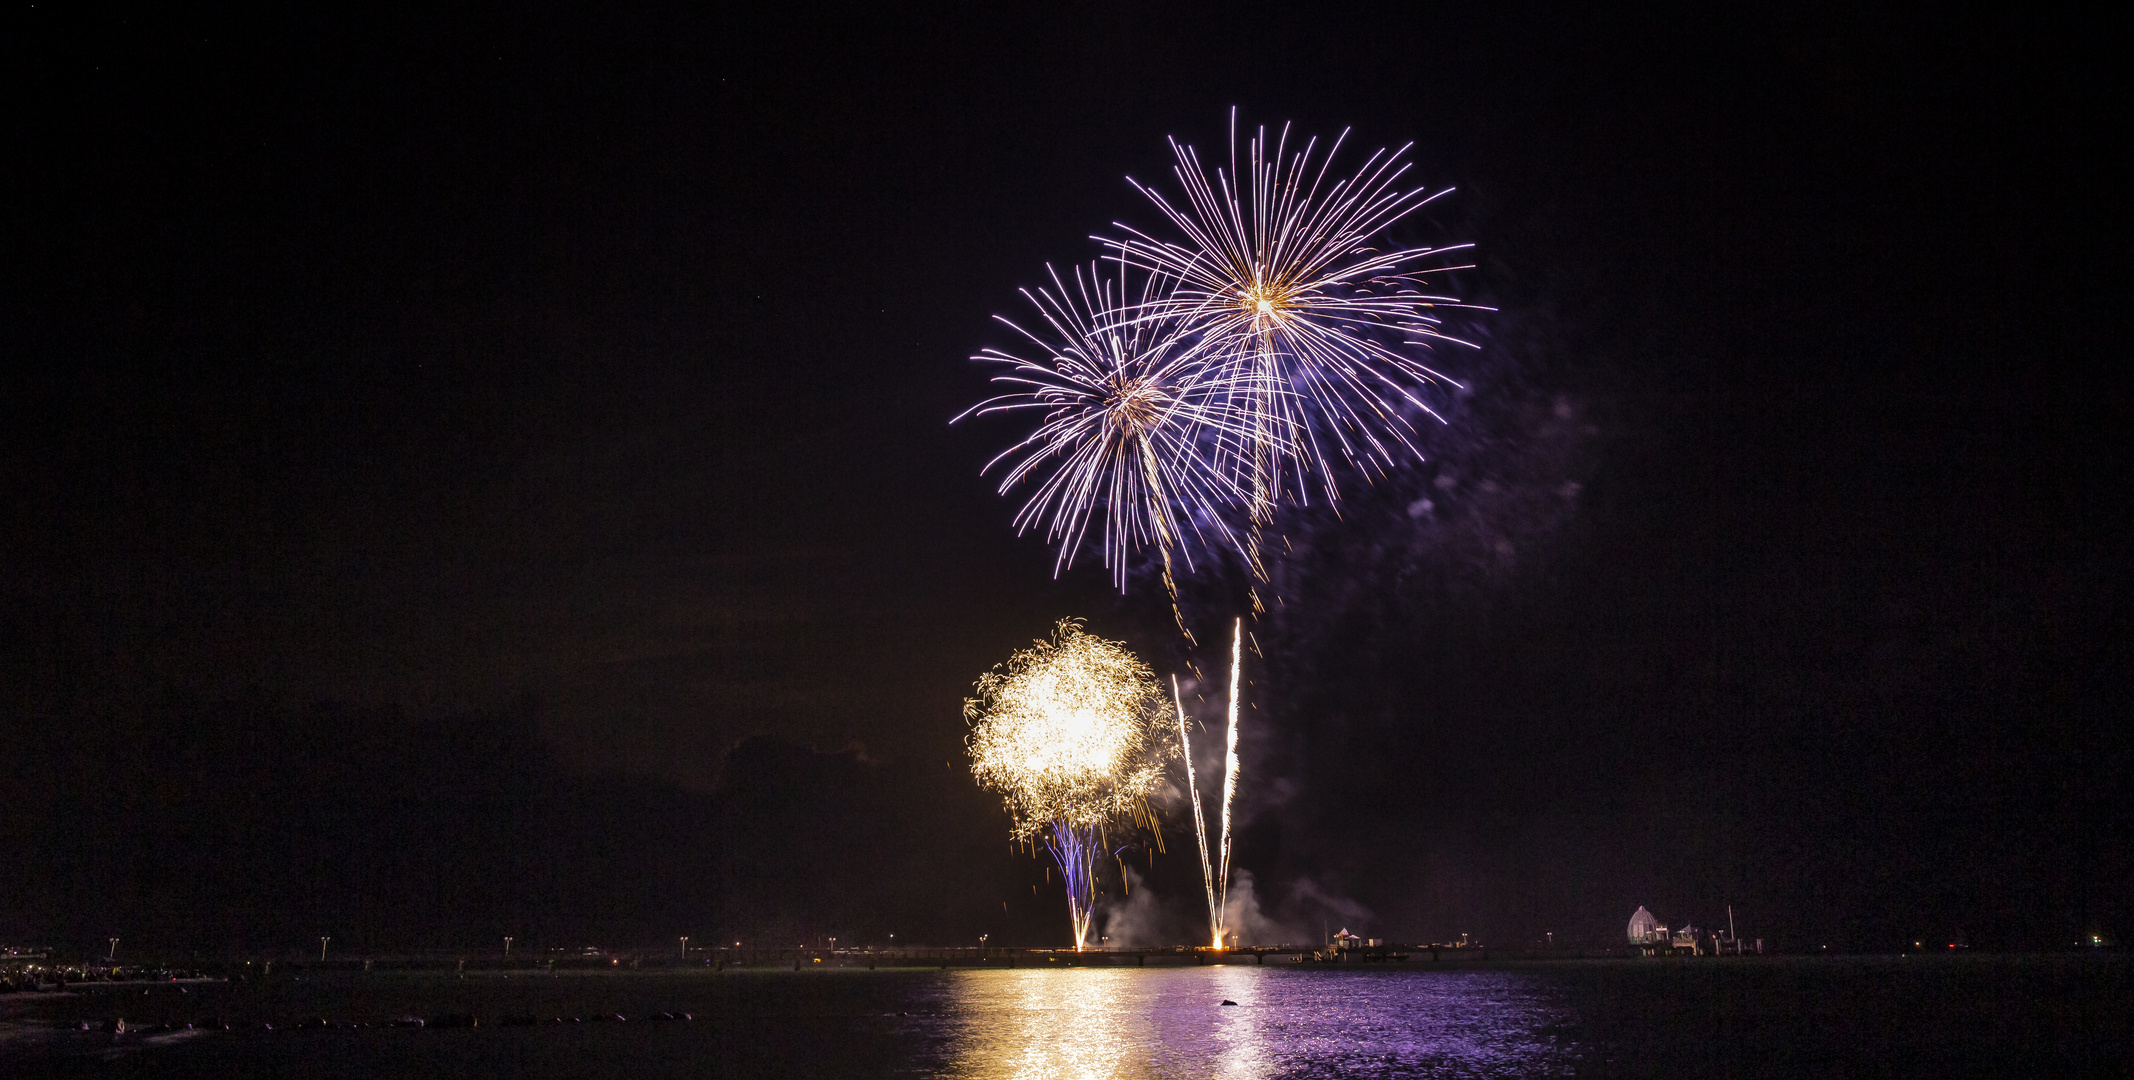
left=1207, top=966, right=1268, bottom=1079
left=935, top=964, right=1585, bottom=1077
left=943, top=969, right=1144, bottom=1080
left=942, top=967, right=1269, bottom=1080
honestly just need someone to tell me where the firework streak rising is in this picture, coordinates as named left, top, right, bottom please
left=1173, top=617, right=1247, bottom=948
left=1218, top=617, right=1242, bottom=946
left=965, top=621, right=1174, bottom=950
left=1172, top=675, right=1218, bottom=943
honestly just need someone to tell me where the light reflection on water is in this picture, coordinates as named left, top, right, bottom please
left=939, top=965, right=1580, bottom=1078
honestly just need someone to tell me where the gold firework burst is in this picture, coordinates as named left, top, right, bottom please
left=965, top=619, right=1173, bottom=840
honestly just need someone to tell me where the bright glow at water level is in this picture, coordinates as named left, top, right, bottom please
left=939, top=967, right=1580, bottom=1079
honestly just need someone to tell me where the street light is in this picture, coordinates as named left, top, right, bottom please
left=108, top=938, right=119, bottom=961
left=679, top=936, right=689, bottom=959
left=504, top=936, right=513, bottom=958
left=320, top=937, right=331, bottom=962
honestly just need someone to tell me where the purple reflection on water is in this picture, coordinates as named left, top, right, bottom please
left=940, top=966, right=1581, bottom=1078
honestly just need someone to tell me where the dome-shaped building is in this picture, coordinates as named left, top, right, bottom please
left=1627, top=906, right=1662, bottom=944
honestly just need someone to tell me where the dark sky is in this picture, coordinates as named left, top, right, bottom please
left=3, top=5, right=2127, bottom=954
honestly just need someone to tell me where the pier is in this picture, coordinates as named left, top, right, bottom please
left=708, top=944, right=1447, bottom=969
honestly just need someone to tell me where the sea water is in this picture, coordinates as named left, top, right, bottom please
left=0, top=957, right=2126, bottom=1077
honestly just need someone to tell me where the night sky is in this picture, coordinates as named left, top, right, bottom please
left=3, top=5, right=2126, bottom=956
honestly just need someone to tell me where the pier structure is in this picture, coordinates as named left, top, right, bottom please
left=705, top=944, right=1437, bottom=970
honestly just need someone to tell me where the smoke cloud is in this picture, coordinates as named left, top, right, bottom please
left=1098, top=868, right=1174, bottom=947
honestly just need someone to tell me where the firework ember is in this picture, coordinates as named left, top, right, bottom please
left=966, top=620, right=1174, bottom=949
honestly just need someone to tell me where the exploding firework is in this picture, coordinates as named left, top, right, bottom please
left=955, top=263, right=1251, bottom=620
left=1095, top=116, right=1480, bottom=941
left=1103, top=110, right=1487, bottom=540
left=961, top=116, right=1481, bottom=598
left=966, top=620, right=1174, bottom=949
left=963, top=114, right=1486, bottom=951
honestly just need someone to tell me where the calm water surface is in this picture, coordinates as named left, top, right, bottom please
left=2, top=957, right=2126, bottom=1077
left=933, top=967, right=1579, bottom=1078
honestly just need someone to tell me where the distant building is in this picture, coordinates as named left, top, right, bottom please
left=1627, top=906, right=1662, bottom=945
left=1308, top=929, right=1396, bottom=962
left=1331, top=929, right=1382, bottom=951
left=1627, top=906, right=1703, bottom=955
left=1626, top=905, right=1761, bottom=956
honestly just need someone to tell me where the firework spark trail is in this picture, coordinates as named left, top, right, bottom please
left=1039, top=825, right=1105, bottom=951
left=1214, top=618, right=1245, bottom=946
left=966, top=620, right=1173, bottom=950
left=1170, top=619, right=1246, bottom=949
left=1173, top=676, right=1220, bottom=944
